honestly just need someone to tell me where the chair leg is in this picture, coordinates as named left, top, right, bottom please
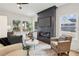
left=51, top=47, right=52, bottom=49
left=67, top=51, right=69, bottom=55
left=57, top=53, right=60, bottom=56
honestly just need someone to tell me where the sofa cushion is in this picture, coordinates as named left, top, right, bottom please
left=0, top=38, right=11, bottom=46
left=0, top=44, right=4, bottom=48
left=8, top=35, right=22, bottom=44
left=6, top=50, right=26, bottom=56
left=58, top=40, right=70, bottom=43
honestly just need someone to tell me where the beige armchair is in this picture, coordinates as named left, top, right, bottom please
left=51, top=36, right=72, bottom=56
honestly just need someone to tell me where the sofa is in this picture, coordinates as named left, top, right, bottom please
left=8, top=35, right=22, bottom=44
left=0, top=43, right=26, bottom=56
left=7, top=32, right=23, bottom=45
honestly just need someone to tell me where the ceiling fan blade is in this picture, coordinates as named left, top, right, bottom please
left=17, top=3, right=29, bottom=5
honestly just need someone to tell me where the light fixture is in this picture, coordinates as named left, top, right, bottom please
left=17, top=3, right=22, bottom=10
left=17, top=4, right=20, bottom=7
left=19, top=6, right=22, bottom=10
left=17, top=3, right=29, bottom=10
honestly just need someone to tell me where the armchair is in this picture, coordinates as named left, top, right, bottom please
left=50, top=36, right=72, bottom=56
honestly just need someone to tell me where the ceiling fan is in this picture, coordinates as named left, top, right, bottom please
left=17, top=3, right=29, bottom=10
left=17, top=3, right=29, bottom=5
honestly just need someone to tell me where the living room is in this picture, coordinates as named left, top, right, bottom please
left=0, top=3, right=79, bottom=56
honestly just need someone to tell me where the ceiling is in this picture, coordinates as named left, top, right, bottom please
left=0, top=3, right=65, bottom=16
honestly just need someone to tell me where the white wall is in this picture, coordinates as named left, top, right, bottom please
left=0, top=9, right=37, bottom=31
left=56, top=3, right=79, bottom=51
left=0, top=16, right=7, bottom=38
left=0, top=10, right=31, bottom=26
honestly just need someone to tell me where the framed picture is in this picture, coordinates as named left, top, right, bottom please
left=60, top=14, right=77, bottom=32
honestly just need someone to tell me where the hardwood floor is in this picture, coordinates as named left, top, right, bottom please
left=70, top=50, right=79, bottom=56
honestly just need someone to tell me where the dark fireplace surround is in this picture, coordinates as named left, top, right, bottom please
left=37, top=6, right=57, bottom=44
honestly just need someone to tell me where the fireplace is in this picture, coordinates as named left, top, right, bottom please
left=37, top=6, right=57, bottom=44
left=38, top=32, right=50, bottom=39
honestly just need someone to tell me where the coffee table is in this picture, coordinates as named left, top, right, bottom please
left=23, top=39, right=39, bottom=56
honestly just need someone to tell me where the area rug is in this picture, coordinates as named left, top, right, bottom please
left=30, top=41, right=79, bottom=56
left=30, top=41, right=57, bottom=56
